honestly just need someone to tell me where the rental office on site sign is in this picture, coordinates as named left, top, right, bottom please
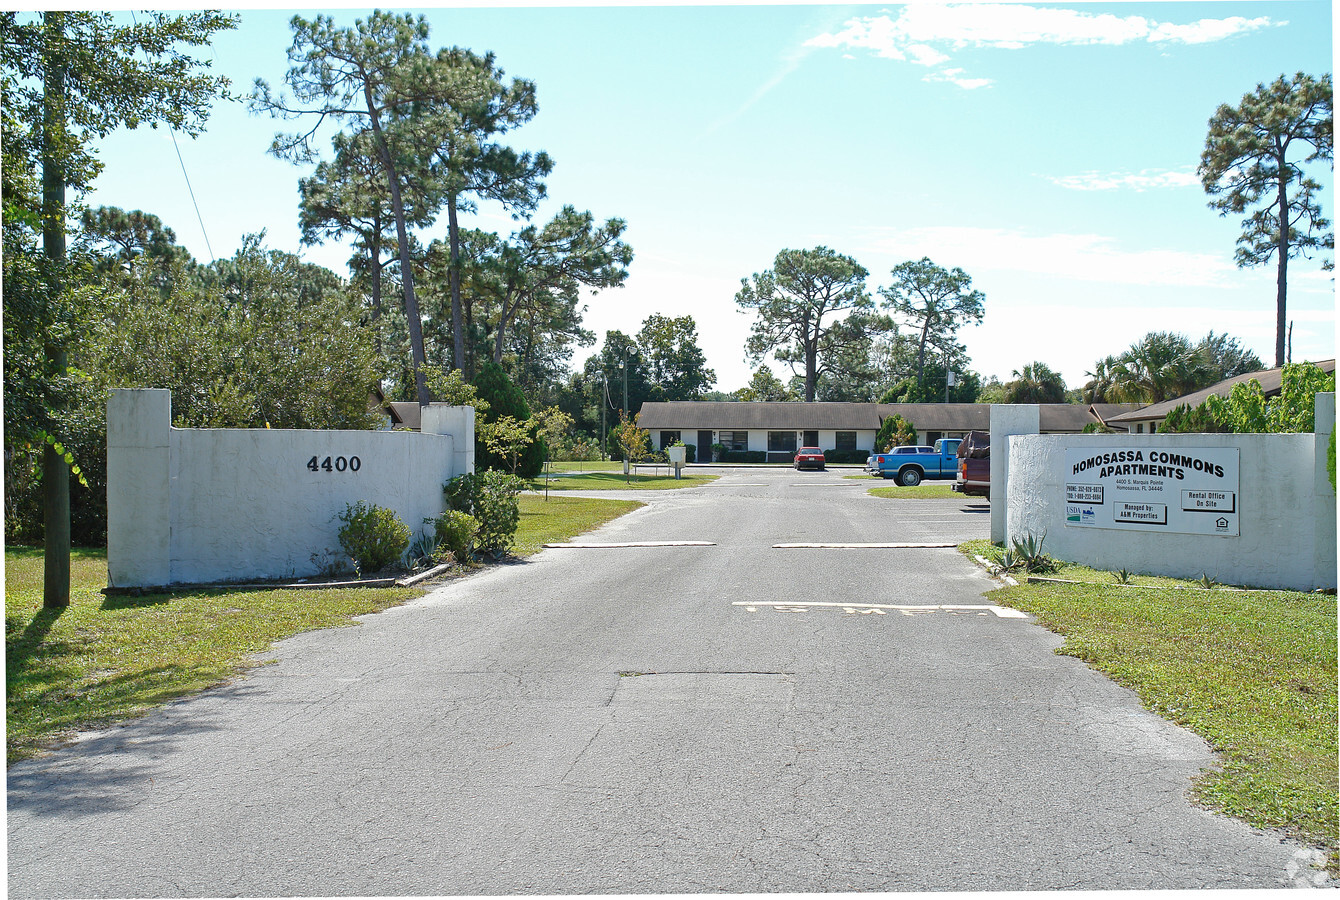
left=1064, top=447, right=1240, bottom=536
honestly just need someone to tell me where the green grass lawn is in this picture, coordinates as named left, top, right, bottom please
left=961, top=540, right=1338, bottom=858
left=4, top=547, right=424, bottom=763
left=867, top=482, right=962, bottom=500
left=543, top=460, right=624, bottom=473
left=526, top=470, right=718, bottom=491
left=6, top=495, right=646, bottom=762
left=513, top=493, right=644, bottom=555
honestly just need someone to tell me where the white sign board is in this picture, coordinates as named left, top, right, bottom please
left=1064, top=447, right=1240, bottom=536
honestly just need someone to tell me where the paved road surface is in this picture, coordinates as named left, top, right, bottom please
left=8, top=467, right=1307, bottom=895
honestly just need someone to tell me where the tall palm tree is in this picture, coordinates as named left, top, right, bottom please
left=1107, top=332, right=1212, bottom=403
left=1083, top=355, right=1121, bottom=403
left=1004, top=361, right=1067, bottom=404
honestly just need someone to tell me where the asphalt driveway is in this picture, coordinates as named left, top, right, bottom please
left=7, top=466, right=1306, bottom=894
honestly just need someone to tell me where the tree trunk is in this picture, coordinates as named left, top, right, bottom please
left=447, top=196, right=467, bottom=377
left=1275, top=143, right=1289, bottom=368
left=916, top=324, right=931, bottom=391
left=493, top=291, right=520, bottom=366
left=804, top=340, right=818, bottom=402
left=41, top=13, right=70, bottom=608
left=364, top=83, right=430, bottom=405
left=369, top=226, right=383, bottom=358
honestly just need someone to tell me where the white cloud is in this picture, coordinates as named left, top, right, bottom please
left=1148, top=17, right=1278, bottom=45
left=1047, top=168, right=1201, bottom=192
left=859, top=225, right=1235, bottom=288
left=923, top=67, right=993, bottom=90
left=807, top=5, right=1281, bottom=89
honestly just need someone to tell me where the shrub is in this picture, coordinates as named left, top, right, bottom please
left=433, top=509, right=479, bottom=562
left=336, top=501, right=410, bottom=574
left=875, top=413, right=917, bottom=452
left=444, top=470, right=524, bottom=558
left=471, top=361, right=544, bottom=477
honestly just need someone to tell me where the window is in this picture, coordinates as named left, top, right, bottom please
left=768, top=431, right=797, bottom=452
left=836, top=431, right=857, bottom=451
left=659, top=430, right=680, bottom=450
left=718, top=431, right=746, bottom=451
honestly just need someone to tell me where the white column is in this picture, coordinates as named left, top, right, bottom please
left=421, top=404, right=475, bottom=477
left=990, top=404, right=1041, bottom=544
left=1314, top=392, right=1336, bottom=590
left=107, top=389, right=172, bottom=587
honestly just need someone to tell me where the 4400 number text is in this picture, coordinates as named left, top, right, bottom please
left=306, top=455, right=361, bottom=473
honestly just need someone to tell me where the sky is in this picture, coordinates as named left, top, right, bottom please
left=83, top=1, right=1335, bottom=395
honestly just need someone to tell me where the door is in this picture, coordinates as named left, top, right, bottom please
left=698, top=431, right=713, bottom=460
left=803, top=430, right=819, bottom=448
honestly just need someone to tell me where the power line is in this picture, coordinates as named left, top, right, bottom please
left=130, top=10, right=215, bottom=263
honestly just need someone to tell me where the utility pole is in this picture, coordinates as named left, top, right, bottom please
left=622, top=347, right=630, bottom=476
left=600, top=371, right=607, bottom=462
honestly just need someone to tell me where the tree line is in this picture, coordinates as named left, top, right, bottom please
left=2, top=11, right=648, bottom=606
left=729, top=70, right=1331, bottom=408
left=2, top=7, right=1331, bottom=612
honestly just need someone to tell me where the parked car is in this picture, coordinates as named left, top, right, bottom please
left=953, top=430, right=990, bottom=499
left=865, top=439, right=962, bottom=485
left=794, top=447, right=825, bottom=471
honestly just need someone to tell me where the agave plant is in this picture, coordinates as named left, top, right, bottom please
left=1112, top=568, right=1134, bottom=585
left=1008, top=529, right=1059, bottom=574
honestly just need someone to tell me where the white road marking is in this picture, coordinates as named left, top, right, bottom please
left=543, top=541, right=716, bottom=549
left=733, top=601, right=1028, bottom=619
left=772, top=542, right=958, bottom=549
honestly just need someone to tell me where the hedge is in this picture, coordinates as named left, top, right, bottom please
left=823, top=449, right=870, bottom=464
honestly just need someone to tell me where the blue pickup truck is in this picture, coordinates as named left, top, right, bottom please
left=865, top=438, right=962, bottom=486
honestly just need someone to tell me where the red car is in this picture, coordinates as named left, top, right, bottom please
left=793, top=447, right=825, bottom=471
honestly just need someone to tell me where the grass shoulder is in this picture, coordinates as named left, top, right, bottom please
left=526, top=470, right=718, bottom=491
left=5, top=547, right=423, bottom=763
left=867, top=482, right=962, bottom=500
left=960, top=539, right=1338, bottom=861
left=513, top=493, right=643, bottom=555
left=6, top=493, right=645, bottom=763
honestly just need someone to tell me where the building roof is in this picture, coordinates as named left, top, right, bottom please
left=387, top=401, right=423, bottom=430
left=636, top=401, right=1143, bottom=433
left=1105, top=359, right=1336, bottom=424
left=384, top=401, right=467, bottom=431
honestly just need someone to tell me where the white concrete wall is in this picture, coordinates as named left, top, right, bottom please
left=108, top=389, right=473, bottom=588
left=1002, top=395, right=1336, bottom=591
